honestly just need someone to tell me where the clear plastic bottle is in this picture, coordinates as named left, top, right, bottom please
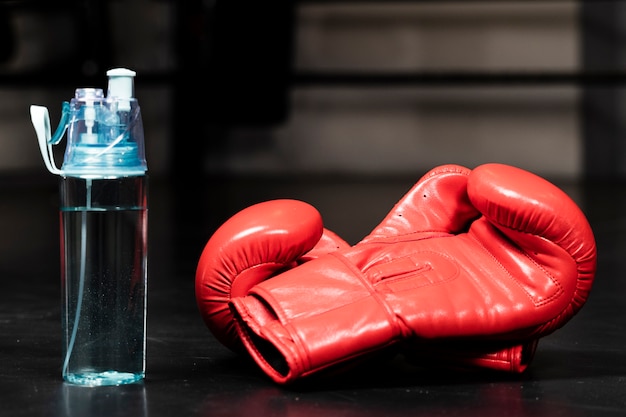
left=30, top=68, right=148, bottom=386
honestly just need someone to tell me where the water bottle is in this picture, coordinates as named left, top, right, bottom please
left=30, top=68, right=148, bottom=386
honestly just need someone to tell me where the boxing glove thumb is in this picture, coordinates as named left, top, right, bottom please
left=467, top=163, right=597, bottom=334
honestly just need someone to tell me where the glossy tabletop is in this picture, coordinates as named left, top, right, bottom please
left=1, top=174, right=624, bottom=417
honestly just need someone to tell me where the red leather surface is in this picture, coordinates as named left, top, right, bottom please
left=230, top=164, right=597, bottom=384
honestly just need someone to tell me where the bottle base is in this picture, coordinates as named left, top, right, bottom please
left=64, top=371, right=144, bottom=386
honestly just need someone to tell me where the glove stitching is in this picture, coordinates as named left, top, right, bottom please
left=425, top=164, right=471, bottom=179
left=468, top=228, right=564, bottom=308
left=363, top=231, right=452, bottom=246
left=330, top=252, right=407, bottom=339
left=370, top=250, right=459, bottom=289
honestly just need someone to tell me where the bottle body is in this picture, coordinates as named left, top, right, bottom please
left=60, top=175, right=148, bottom=386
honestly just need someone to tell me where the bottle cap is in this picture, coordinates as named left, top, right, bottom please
left=30, top=68, right=147, bottom=178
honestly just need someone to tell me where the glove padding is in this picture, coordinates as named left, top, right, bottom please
left=229, top=163, right=597, bottom=384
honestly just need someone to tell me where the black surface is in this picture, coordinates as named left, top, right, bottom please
left=1, top=173, right=624, bottom=417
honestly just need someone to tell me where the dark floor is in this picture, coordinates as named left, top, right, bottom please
left=1, top=171, right=624, bottom=417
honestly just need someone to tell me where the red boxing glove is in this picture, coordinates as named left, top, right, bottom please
left=195, top=199, right=350, bottom=352
left=229, top=163, right=597, bottom=384
left=196, top=192, right=535, bottom=372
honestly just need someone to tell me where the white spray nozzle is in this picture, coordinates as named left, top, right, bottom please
left=107, top=68, right=136, bottom=111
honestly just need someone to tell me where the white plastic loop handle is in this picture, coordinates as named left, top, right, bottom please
left=30, top=105, right=62, bottom=175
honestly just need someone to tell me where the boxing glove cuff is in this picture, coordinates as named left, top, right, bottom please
left=230, top=253, right=400, bottom=384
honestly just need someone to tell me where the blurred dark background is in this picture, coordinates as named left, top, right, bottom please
left=1, top=0, right=625, bottom=183
left=3, top=3, right=626, bottom=415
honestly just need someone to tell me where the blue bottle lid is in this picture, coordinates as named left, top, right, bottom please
left=30, top=68, right=147, bottom=178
